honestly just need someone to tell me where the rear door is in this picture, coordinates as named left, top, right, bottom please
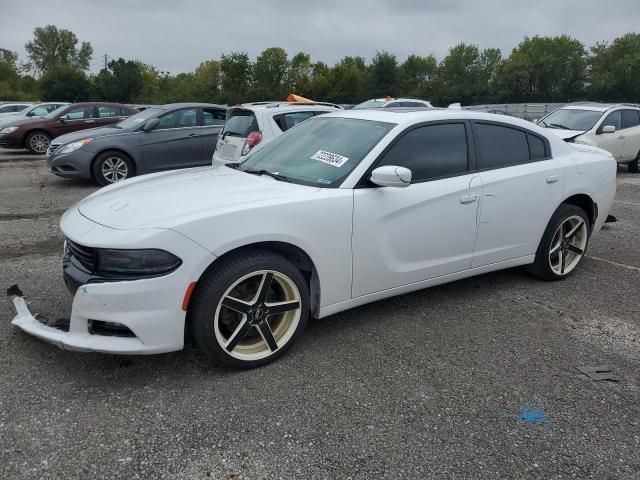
left=620, top=109, right=640, bottom=161
left=95, top=105, right=130, bottom=127
left=214, top=108, right=259, bottom=163
left=471, top=121, right=564, bottom=267
left=201, top=107, right=226, bottom=163
left=140, top=107, right=202, bottom=172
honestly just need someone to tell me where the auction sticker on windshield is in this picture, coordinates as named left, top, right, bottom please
left=311, top=150, right=349, bottom=167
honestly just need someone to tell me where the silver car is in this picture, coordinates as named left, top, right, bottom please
left=47, top=103, right=227, bottom=185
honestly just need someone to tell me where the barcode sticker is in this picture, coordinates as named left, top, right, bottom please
left=310, top=150, right=349, bottom=168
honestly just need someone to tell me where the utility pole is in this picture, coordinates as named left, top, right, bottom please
left=104, top=54, right=108, bottom=70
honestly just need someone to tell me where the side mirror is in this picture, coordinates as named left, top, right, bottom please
left=601, top=125, right=616, bottom=134
left=370, top=165, right=412, bottom=188
left=143, top=118, right=160, bottom=131
left=59, top=115, right=68, bottom=123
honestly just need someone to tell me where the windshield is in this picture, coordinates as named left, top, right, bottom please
left=222, top=109, right=258, bottom=137
left=352, top=100, right=386, bottom=110
left=116, top=108, right=163, bottom=129
left=44, top=105, right=69, bottom=119
left=539, top=108, right=602, bottom=131
left=236, top=116, right=395, bottom=188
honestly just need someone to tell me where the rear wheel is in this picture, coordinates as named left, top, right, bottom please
left=628, top=152, right=640, bottom=173
left=25, top=131, right=51, bottom=154
left=190, top=249, right=309, bottom=368
left=527, top=204, right=591, bottom=281
left=92, top=151, right=134, bottom=185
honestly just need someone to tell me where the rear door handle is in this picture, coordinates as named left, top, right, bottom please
left=84, top=120, right=95, bottom=123
left=546, top=175, right=560, bottom=184
left=618, top=135, right=625, bottom=140
left=187, top=133, right=199, bottom=137
left=460, top=194, right=478, bottom=204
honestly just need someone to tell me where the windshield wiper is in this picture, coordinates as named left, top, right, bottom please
left=549, top=123, right=572, bottom=130
left=242, top=168, right=290, bottom=182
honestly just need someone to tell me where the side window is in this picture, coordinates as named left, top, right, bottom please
left=30, top=106, right=51, bottom=116
left=527, top=133, right=548, bottom=160
left=475, top=123, right=529, bottom=169
left=64, top=106, right=92, bottom=120
left=377, top=123, right=468, bottom=182
left=273, top=111, right=316, bottom=131
left=203, top=109, right=226, bottom=126
left=98, top=106, right=122, bottom=118
left=601, top=111, right=621, bottom=131
left=621, top=110, right=640, bottom=130
left=155, top=108, right=198, bottom=130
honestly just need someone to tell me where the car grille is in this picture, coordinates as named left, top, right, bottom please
left=47, top=142, right=62, bottom=156
left=65, top=239, right=97, bottom=271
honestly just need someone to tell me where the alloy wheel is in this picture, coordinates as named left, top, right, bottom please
left=101, top=157, right=129, bottom=183
left=29, top=133, right=49, bottom=153
left=548, top=215, right=588, bottom=275
left=214, top=270, right=302, bottom=361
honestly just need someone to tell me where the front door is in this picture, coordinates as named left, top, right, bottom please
left=140, top=107, right=202, bottom=172
left=352, top=122, right=481, bottom=297
left=596, top=111, right=624, bottom=160
left=50, top=105, right=97, bottom=137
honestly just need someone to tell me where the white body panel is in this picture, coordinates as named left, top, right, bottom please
left=10, top=109, right=617, bottom=354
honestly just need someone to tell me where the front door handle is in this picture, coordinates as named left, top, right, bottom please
left=546, top=175, right=560, bottom=184
left=187, top=133, right=199, bottom=137
left=84, top=120, right=95, bottom=123
left=460, top=194, right=478, bottom=204
left=618, top=135, right=625, bottom=140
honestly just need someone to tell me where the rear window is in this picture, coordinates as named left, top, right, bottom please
left=353, top=100, right=386, bottom=110
left=273, top=111, right=317, bottom=131
left=475, top=123, right=530, bottom=169
left=222, top=109, right=258, bottom=137
left=621, top=110, right=640, bottom=130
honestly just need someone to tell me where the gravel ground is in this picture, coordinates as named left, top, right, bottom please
left=1, top=150, right=639, bottom=480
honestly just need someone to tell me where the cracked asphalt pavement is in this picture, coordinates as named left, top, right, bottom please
left=1, top=149, right=639, bottom=479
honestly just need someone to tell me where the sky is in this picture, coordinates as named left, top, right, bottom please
left=1, top=0, right=639, bottom=74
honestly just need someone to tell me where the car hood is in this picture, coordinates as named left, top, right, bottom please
left=547, top=128, right=585, bottom=140
left=0, top=115, right=26, bottom=128
left=54, top=126, right=126, bottom=144
left=77, top=166, right=320, bottom=230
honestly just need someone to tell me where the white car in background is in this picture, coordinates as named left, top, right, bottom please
left=9, top=109, right=616, bottom=368
left=538, top=103, right=640, bottom=172
left=0, top=102, right=69, bottom=128
left=212, top=101, right=342, bottom=165
left=0, top=102, right=32, bottom=117
left=353, top=97, right=433, bottom=109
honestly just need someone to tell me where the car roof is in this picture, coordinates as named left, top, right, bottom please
left=237, top=101, right=342, bottom=112
left=156, top=102, right=228, bottom=110
left=561, top=102, right=640, bottom=112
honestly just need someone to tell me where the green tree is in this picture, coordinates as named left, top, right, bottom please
left=253, top=47, right=289, bottom=100
left=193, top=60, right=221, bottom=102
left=400, top=54, right=437, bottom=99
left=495, top=35, right=587, bottom=102
left=136, top=63, right=161, bottom=104
left=370, top=50, right=400, bottom=97
left=25, top=25, right=93, bottom=74
left=589, top=33, right=640, bottom=102
left=220, top=51, right=252, bottom=105
left=308, top=61, right=333, bottom=101
left=329, top=56, right=368, bottom=103
left=0, top=48, right=20, bottom=99
left=38, top=64, right=90, bottom=101
left=94, top=58, right=143, bottom=103
left=435, top=43, right=500, bottom=105
left=287, top=52, right=313, bottom=96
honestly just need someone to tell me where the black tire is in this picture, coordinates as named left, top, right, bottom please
left=527, top=204, right=591, bottom=281
left=189, top=249, right=310, bottom=368
left=92, top=150, right=134, bottom=186
left=628, top=153, right=640, bottom=173
left=25, top=131, right=51, bottom=154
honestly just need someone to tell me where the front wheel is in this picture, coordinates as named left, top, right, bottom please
left=628, top=153, right=640, bottom=173
left=527, top=204, right=591, bottom=281
left=190, top=249, right=310, bottom=368
left=92, top=151, right=134, bottom=185
left=25, top=131, right=51, bottom=154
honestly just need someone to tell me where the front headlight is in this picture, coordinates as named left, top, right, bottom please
left=0, top=126, right=18, bottom=134
left=97, top=249, right=182, bottom=276
left=58, top=138, right=93, bottom=154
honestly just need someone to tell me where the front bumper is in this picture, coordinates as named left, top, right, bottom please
left=8, top=208, right=217, bottom=354
left=0, top=132, right=24, bottom=149
left=47, top=149, right=94, bottom=179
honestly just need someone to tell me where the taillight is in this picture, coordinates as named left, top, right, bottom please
left=241, top=131, right=262, bottom=156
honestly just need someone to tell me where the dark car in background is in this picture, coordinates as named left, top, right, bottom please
left=0, top=102, right=138, bottom=154
left=47, top=103, right=227, bottom=185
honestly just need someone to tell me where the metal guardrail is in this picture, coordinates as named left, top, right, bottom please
left=464, top=103, right=566, bottom=122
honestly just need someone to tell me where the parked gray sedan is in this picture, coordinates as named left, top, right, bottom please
left=47, top=103, right=227, bottom=185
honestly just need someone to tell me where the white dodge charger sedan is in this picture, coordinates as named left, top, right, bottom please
left=9, top=109, right=617, bottom=368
